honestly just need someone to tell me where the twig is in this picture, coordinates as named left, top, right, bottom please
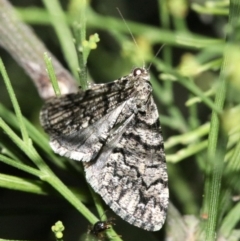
left=0, top=0, right=78, bottom=99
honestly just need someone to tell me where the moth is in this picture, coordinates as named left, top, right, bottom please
left=40, top=67, right=169, bottom=231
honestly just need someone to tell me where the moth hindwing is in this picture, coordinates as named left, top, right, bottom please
left=40, top=67, right=169, bottom=231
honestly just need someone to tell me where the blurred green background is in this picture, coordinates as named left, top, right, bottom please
left=1, top=1, right=239, bottom=241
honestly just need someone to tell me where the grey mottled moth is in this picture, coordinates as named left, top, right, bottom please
left=40, top=67, right=169, bottom=231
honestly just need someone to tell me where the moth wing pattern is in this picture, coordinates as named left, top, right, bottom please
left=85, top=95, right=168, bottom=231
left=40, top=78, right=135, bottom=162
left=40, top=68, right=169, bottom=231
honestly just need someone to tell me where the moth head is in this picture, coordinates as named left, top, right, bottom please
left=132, top=67, right=150, bottom=81
left=131, top=67, right=153, bottom=110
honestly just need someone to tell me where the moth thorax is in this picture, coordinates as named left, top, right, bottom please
left=135, top=80, right=152, bottom=104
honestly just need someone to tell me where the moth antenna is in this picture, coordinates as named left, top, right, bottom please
left=116, top=8, right=145, bottom=68
left=147, top=44, right=166, bottom=71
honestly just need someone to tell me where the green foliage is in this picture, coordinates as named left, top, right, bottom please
left=0, top=0, right=240, bottom=241
left=44, top=53, right=61, bottom=96
left=52, top=221, right=65, bottom=241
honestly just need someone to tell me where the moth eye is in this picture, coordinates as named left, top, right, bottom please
left=133, top=68, right=143, bottom=77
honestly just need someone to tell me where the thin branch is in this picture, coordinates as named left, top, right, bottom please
left=0, top=0, right=78, bottom=99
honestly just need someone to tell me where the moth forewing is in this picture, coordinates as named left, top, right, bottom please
left=40, top=67, right=168, bottom=231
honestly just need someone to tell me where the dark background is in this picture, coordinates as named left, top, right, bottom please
left=0, top=0, right=226, bottom=240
